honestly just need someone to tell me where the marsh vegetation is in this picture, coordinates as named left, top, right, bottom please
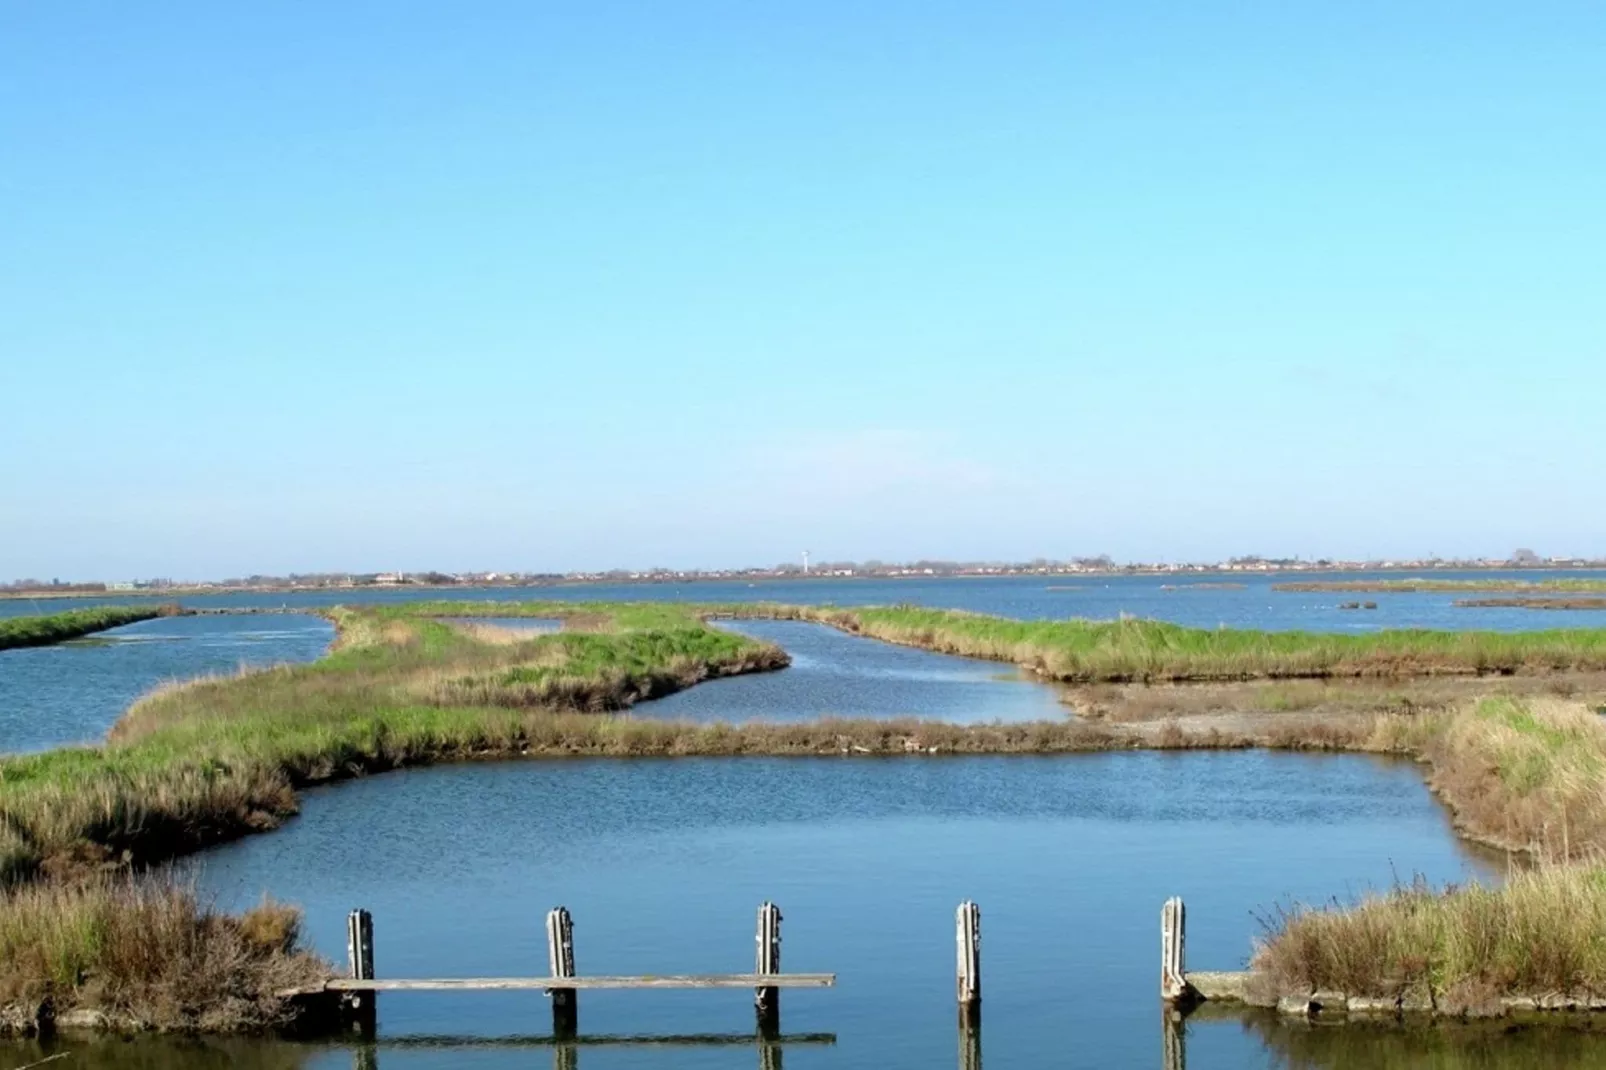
left=0, top=606, right=182, bottom=651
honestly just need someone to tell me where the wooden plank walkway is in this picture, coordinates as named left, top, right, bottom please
left=305, top=974, right=835, bottom=994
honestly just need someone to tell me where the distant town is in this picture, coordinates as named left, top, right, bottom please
left=4, top=549, right=1603, bottom=597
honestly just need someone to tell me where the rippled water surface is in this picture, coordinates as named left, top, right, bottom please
left=0, top=614, right=333, bottom=752
left=125, top=752, right=1513, bottom=1069
left=643, top=620, right=1067, bottom=724
left=6, top=575, right=1606, bottom=1068
left=7, top=569, right=1606, bottom=632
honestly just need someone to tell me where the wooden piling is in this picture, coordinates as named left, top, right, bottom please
left=345, top=909, right=376, bottom=1035
left=755, top=902, right=782, bottom=1036
left=955, top=900, right=981, bottom=1028
left=547, top=906, right=578, bottom=1038
left=1161, top=897, right=1190, bottom=1004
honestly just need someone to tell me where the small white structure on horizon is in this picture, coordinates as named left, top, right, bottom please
left=802, top=551, right=810, bottom=575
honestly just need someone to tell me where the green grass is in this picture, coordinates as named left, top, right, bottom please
left=9, top=600, right=1606, bottom=1028
left=0, top=605, right=181, bottom=651
left=1257, top=696, right=1606, bottom=1006
left=732, top=603, right=1606, bottom=681
left=0, top=603, right=795, bottom=876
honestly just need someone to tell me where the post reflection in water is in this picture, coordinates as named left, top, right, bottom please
left=958, top=1020, right=981, bottom=1070
left=1163, top=1009, right=1185, bottom=1070
left=1176, top=1004, right=1606, bottom=1070
left=342, top=1033, right=833, bottom=1070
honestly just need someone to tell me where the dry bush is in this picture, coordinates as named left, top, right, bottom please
left=1253, top=866, right=1606, bottom=1003
left=0, top=876, right=327, bottom=1031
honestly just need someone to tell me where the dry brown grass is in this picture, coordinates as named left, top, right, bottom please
left=0, top=876, right=327, bottom=1033
left=1066, top=673, right=1606, bottom=724
left=1370, top=698, right=1606, bottom=857
left=1253, top=866, right=1606, bottom=1008
left=1254, top=697, right=1606, bottom=1005
left=443, top=621, right=555, bottom=645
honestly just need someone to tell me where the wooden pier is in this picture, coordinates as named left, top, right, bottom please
left=285, top=903, right=836, bottom=1038
left=281, top=891, right=1255, bottom=1069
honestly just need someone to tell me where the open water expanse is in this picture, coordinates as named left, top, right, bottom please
left=6, top=569, right=1606, bottom=630
left=0, top=613, right=333, bottom=753
left=4, top=574, right=1606, bottom=1066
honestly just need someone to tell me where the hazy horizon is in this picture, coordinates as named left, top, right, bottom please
left=5, top=3, right=1602, bottom=579
left=9, top=546, right=1603, bottom=588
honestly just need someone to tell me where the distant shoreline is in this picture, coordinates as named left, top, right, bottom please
left=6, top=564, right=1606, bottom=603
left=3, top=562, right=1606, bottom=594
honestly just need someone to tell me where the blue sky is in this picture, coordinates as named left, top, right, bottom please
left=3, top=3, right=1603, bottom=579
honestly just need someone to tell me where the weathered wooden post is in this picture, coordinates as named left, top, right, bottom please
left=758, top=1036, right=783, bottom=1070
left=755, top=902, right=782, bottom=1036
left=1161, top=897, right=1190, bottom=1004
left=554, top=1042, right=578, bottom=1070
left=956, top=901, right=981, bottom=1027
left=354, top=1044, right=378, bottom=1070
left=547, top=906, right=578, bottom=1038
left=345, top=909, right=376, bottom=1036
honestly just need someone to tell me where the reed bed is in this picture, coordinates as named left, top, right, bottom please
left=0, top=876, right=327, bottom=1032
left=9, top=599, right=1606, bottom=1029
left=728, top=604, right=1606, bottom=681
left=1254, top=866, right=1606, bottom=1011
left=1256, top=697, right=1606, bottom=1005
left=0, top=605, right=181, bottom=651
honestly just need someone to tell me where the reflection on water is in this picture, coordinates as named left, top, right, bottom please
left=0, top=614, right=333, bottom=753
left=640, top=619, right=1068, bottom=724
left=13, top=1006, right=1606, bottom=1070
left=1227, top=1009, right=1606, bottom=1069
left=171, top=752, right=1504, bottom=1068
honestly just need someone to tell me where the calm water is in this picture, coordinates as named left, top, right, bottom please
left=11, top=1018, right=1606, bottom=1069
left=144, top=753, right=1501, bottom=1069
left=6, top=577, right=1606, bottom=1066
left=643, top=620, right=1067, bottom=724
left=0, top=614, right=333, bottom=753
left=6, top=569, right=1606, bottom=632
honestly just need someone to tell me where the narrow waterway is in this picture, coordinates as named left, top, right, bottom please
left=0, top=613, right=334, bottom=753
left=640, top=619, right=1068, bottom=724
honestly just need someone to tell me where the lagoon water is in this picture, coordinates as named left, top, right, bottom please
left=642, top=619, right=1067, bottom=724
left=7, top=569, right=1606, bottom=632
left=8, top=570, right=1600, bottom=750
left=0, top=613, right=333, bottom=753
left=170, top=752, right=1492, bottom=1069
left=6, top=576, right=1606, bottom=1067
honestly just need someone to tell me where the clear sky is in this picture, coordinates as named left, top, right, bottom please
left=3, top=3, right=1603, bottom=579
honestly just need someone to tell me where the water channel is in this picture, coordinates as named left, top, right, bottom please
left=4, top=579, right=1605, bottom=1066
left=0, top=613, right=334, bottom=753
left=164, top=750, right=1492, bottom=1069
